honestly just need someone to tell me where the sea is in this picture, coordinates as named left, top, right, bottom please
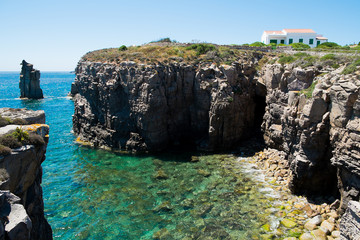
left=0, top=72, right=292, bottom=239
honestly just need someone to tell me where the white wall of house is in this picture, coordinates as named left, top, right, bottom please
left=261, top=33, right=286, bottom=45
left=285, top=32, right=317, bottom=47
left=261, top=30, right=328, bottom=48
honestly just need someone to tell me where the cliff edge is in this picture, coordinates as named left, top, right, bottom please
left=72, top=45, right=360, bottom=235
left=0, top=108, right=52, bottom=240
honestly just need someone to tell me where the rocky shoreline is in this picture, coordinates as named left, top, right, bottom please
left=71, top=47, right=360, bottom=237
left=0, top=108, right=52, bottom=240
left=252, top=148, right=341, bottom=239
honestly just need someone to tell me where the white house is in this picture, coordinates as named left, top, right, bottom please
left=261, top=29, right=328, bottom=47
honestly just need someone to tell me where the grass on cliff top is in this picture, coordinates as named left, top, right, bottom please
left=82, top=44, right=252, bottom=65
left=342, top=58, right=360, bottom=75
left=275, top=53, right=357, bottom=70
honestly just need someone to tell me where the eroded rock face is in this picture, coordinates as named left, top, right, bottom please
left=260, top=64, right=360, bottom=211
left=19, top=60, right=43, bottom=99
left=340, top=201, right=360, bottom=239
left=0, top=108, right=52, bottom=239
left=73, top=55, right=360, bottom=216
left=0, top=108, right=45, bottom=125
left=72, top=57, right=261, bottom=152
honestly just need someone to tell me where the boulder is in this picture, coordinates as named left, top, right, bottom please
left=0, top=191, right=32, bottom=240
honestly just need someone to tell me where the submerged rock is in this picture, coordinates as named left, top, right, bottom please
left=154, top=169, right=168, bottom=180
left=19, top=60, right=43, bottom=99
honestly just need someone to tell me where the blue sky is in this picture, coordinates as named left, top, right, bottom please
left=1, top=0, right=359, bottom=71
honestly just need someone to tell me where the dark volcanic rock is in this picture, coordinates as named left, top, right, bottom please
left=72, top=58, right=260, bottom=152
left=19, top=60, right=43, bottom=99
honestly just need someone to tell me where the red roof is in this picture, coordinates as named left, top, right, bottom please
left=264, top=30, right=284, bottom=35
left=283, top=29, right=315, bottom=33
left=316, top=36, right=328, bottom=40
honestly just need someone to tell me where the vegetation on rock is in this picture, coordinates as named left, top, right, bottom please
left=82, top=44, right=254, bottom=66
left=0, top=115, right=28, bottom=127
left=24, top=133, right=45, bottom=146
left=0, top=134, right=22, bottom=149
left=316, top=42, right=341, bottom=49
left=342, top=58, right=360, bottom=75
left=290, top=43, right=311, bottom=49
left=0, top=144, right=11, bottom=156
left=300, top=80, right=318, bottom=98
left=118, top=45, right=127, bottom=51
left=12, top=127, right=29, bottom=142
left=250, top=41, right=267, bottom=47
left=0, top=115, right=11, bottom=127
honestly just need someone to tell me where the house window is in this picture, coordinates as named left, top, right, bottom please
left=309, top=39, right=314, bottom=45
left=289, top=39, right=293, bottom=44
left=299, top=39, right=303, bottom=43
left=280, top=40, right=285, bottom=44
left=317, top=41, right=321, bottom=46
left=270, top=39, right=277, bottom=44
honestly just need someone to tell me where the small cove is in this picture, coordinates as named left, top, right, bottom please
left=0, top=72, right=310, bottom=239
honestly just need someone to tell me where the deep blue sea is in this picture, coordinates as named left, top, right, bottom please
left=0, top=72, right=299, bottom=239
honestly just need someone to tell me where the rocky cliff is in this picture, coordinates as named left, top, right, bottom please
left=72, top=47, right=360, bottom=234
left=259, top=63, right=360, bottom=213
left=72, top=53, right=262, bottom=152
left=19, top=60, right=43, bottom=99
left=0, top=108, right=52, bottom=240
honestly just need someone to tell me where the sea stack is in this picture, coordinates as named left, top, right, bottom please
left=19, top=60, right=43, bottom=99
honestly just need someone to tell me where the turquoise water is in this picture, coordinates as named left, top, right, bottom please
left=0, top=72, right=293, bottom=239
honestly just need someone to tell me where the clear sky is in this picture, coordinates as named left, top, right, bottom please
left=1, top=0, right=359, bottom=71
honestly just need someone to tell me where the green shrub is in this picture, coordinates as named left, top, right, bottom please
left=278, top=55, right=295, bottom=64
left=290, top=43, right=311, bottom=49
left=294, top=52, right=309, bottom=58
left=320, top=54, right=336, bottom=61
left=186, top=44, right=216, bottom=55
left=301, top=55, right=318, bottom=68
left=300, top=80, right=318, bottom=98
left=151, top=38, right=173, bottom=43
left=0, top=116, right=10, bottom=127
left=24, top=134, right=45, bottom=146
left=342, top=58, right=360, bottom=74
left=250, top=42, right=266, bottom=47
left=0, top=145, right=11, bottom=156
left=316, top=42, right=341, bottom=49
left=118, top=45, right=128, bottom=51
left=0, top=135, right=22, bottom=149
left=12, top=127, right=29, bottom=142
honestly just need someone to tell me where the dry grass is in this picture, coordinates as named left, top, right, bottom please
left=82, top=44, right=249, bottom=65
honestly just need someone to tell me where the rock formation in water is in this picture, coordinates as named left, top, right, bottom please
left=0, top=108, right=52, bottom=240
left=19, top=60, right=44, bottom=99
left=72, top=46, right=360, bottom=234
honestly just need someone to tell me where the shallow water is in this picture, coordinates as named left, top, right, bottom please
left=0, top=72, right=302, bottom=239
